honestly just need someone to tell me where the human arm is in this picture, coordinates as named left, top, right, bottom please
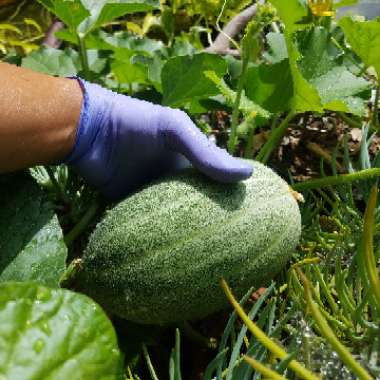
left=0, top=62, right=82, bottom=171
left=0, top=63, right=253, bottom=199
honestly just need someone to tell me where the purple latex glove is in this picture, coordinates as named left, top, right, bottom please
left=65, top=78, right=253, bottom=200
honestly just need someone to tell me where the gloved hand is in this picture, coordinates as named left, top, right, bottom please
left=65, top=78, right=253, bottom=200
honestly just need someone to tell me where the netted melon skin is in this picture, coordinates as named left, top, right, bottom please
left=79, top=161, right=301, bottom=324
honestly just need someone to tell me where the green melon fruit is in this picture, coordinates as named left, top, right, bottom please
left=78, top=161, right=301, bottom=324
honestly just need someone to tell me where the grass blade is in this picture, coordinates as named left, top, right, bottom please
left=297, top=269, right=373, bottom=380
left=220, top=279, right=320, bottom=380
left=243, top=356, right=289, bottom=380
left=362, top=186, right=380, bottom=312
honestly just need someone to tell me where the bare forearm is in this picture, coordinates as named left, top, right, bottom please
left=0, top=62, right=82, bottom=172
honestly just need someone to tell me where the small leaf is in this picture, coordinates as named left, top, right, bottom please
left=0, top=174, right=67, bottom=287
left=205, top=70, right=271, bottom=118
left=161, top=53, right=227, bottom=107
left=0, top=281, right=123, bottom=380
left=24, top=18, right=43, bottom=34
left=0, top=23, right=22, bottom=34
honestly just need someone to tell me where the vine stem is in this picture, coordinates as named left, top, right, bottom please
left=337, top=111, right=362, bottom=129
left=292, top=168, right=380, bottom=192
left=45, top=166, right=70, bottom=204
left=362, top=187, right=380, bottom=312
left=297, top=269, right=373, bottom=380
left=142, top=344, right=160, bottom=380
left=179, top=321, right=217, bottom=350
left=372, top=87, right=379, bottom=129
left=227, top=57, right=249, bottom=153
left=78, top=35, right=90, bottom=80
left=256, top=112, right=295, bottom=163
left=64, top=201, right=99, bottom=247
left=220, top=278, right=320, bottom=380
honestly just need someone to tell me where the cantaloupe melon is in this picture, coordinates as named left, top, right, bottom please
left=78, top=161, right=301, bottom=324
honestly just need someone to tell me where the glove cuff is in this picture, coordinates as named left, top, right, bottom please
left=63, top=77, right=112, bottom=165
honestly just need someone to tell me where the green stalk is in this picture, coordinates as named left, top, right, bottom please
left=64, top=201, right=99, bottom=247
left=244, top=123, right=257, bottom=159
left=59, top=258, right=82, bottom=288
left=220, top=278, right=320, bottom=380
left=227, top=57, right=249, bottom=154
left=243, top=356, right=289, bottom=380
left=297, top=269, right=373, bottom=380
left=313, top=265, right=339, bottom=315
left=337, top=111, right=362, bottom=129
left=142, top=344, right=160, bottom=380
left=180, top=321, right=217, bottom=350
left=372, top=87, right=379, bottom=129
left=362, top=186, right=380, bottom=312
left=45, top=166, right=69, bottom=204
left=256, top=112, right=294, bottom=163
left=78, top=35, right=90, bottom=80
left=292, top=168, right=380, bottom=192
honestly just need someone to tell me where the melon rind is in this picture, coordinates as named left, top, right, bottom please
left=79, top=161, right=301, bottom=324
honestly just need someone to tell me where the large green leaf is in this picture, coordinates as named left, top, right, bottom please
left=111, top=48, right=149, bottom=84
left=38, top=0, right=159, bottom=36
left=21, top=47, right=80, bottom=76
left=339, top=17, right=380, bottom=78
left=245, top=60, right=293, bottom=113
left=297, top=27, right=337, bottom=80
left=311, top=66, right=370, bottom=116
left=161, top=53, right=227, bottom=107
left=37, top=0, right=90, bottom=31
left=263, top=32, right=288, bottom=64
left=269, top=0, right=308, bottom=34
left=0, top=282, right=123, bottom=380
left=78, top=0, right=159, bottom=35
left=297, top=26, right=371, bottom=115
left=269, top=0, right=323, bottom=113
left=0, top=174, right=67, bottom=287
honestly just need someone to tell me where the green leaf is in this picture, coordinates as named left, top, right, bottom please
left=37, top=0, right=90, bottom=32
left=339, top=17, right=380, bottom=78
left=39, top=0, right=159, bottom=36
left=0, top=281, right=123, bottom=380
left=111, top=48, right=149, bottom=84
left=269, top=0, right=309, bottom=34
left=333, top=0, right=358, bottom=10
left=296, top=26, right=371, bottom=115
left=269, top=0, right=323, bottom=113
left=161, top=53, right=227, bottom=107
left=297, top=27, right=337, bottom=80
left=100, top=30, right=164, bottom=54
left=0, top=174, right=67, bottom=287
left=204, top=70, right=271, bottom=119
left=21, top=46, right=80, bottom=76
left=263, top=32, right=288, bottom=64
left=311, top=66, right=370, bottom=116
left=245, top=60, right=293, bottom=113
left=79, top=0, right=159, bottom=35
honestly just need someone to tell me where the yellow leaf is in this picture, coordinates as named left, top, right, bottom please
left=308, top=0, right=335, bottom=17
left=126, top=21, right=143, bottom=36
left=24, top=18, right=42, bottom=34
left=0, top=23, right=22, bottom=34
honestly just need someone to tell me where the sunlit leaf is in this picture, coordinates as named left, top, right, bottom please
left=0, top=281, right=123, bottom=379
